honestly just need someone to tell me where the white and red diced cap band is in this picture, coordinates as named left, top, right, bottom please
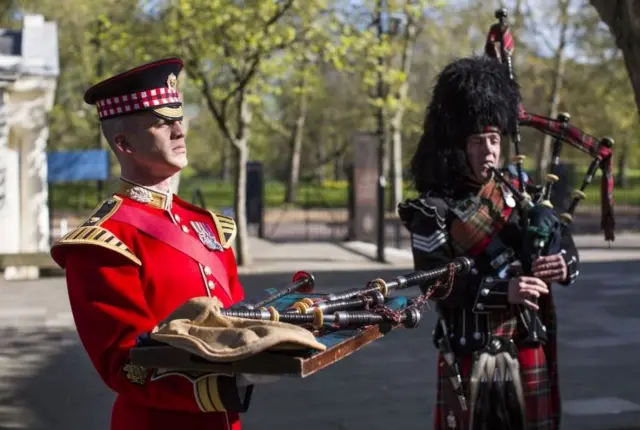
left=95, top=87, right=180, bottom=119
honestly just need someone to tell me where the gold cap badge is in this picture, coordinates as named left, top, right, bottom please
left=167, top=73, right=178, bottom=90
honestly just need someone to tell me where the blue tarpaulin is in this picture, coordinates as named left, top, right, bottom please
left=47, top=149, right=110, bottom=183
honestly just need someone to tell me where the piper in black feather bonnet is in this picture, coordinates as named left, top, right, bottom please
left=398, top=55, right=578, bottom=430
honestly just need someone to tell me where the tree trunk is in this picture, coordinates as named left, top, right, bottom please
left=389, top=120, right=403, bottom=206
left=220, top=142, right=230, bottom=181
left=232, top=90, right=252, bottom=266
left=535, top=0, right=570, bottom=182
left=331, top=130, right=341, bottom=180
left=314, top=127, right=326, bottom=183
left=284, top=73, right=309, bottom=204
left=233, top=142, right=249, bottom=265
left=616, top=138, right=629, bottom=188
left=589, top=0, right=640, bottom=118
left=389, top=10, right=417, bottom=211
left=333, top=136, right=344, bottom=180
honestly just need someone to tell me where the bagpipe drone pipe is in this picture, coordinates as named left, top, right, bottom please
left=131, top=258, right=473, bottom=377
left=485, top=9, right=616, bottom=344
left=222, top=256, right=473, bottom=330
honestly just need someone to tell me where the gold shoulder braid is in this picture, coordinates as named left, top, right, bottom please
left=208, top=212, right=237, bottom=249
left=54, top=226, right=141, bottom=266
left=52, top=196, right=141, bottom=266
left=81, top=195, right=123, bottom=227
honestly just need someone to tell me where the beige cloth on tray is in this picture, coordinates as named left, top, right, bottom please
left=150, top=296, right=327, bottom=362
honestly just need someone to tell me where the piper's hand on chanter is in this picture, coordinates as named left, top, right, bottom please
left=507, top=276, right=549, bottom=311
left=532, top=254, right=568, bottom=283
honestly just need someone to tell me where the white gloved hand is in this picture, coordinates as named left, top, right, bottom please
left=237, top=373, right=281, bottom=386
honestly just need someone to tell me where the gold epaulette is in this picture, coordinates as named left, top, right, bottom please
left=209, top=212, right=237, bottom=249
left=51, top=196, right=141, bottom=266
left=53, top=226, right=141, bottom=266
left=81, top=195, right=123, bottom=227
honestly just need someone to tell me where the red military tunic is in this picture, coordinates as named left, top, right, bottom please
left=51, top=179, right=251, bottom=430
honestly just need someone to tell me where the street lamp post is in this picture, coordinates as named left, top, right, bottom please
left=376, top=0, right=387, bottom=263
left=376, top=0, right=385, bottom=263
left=375, top=0, right=401, bottom=263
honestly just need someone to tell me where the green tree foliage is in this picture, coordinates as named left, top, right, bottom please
left=156, top=0, right=351, bottom=265
left=5, top=0, right=640, bottom=261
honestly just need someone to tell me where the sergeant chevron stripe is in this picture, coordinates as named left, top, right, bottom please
left=208, top=212, right=237, bottom=248
left=412, top=231, right=448, bottom=253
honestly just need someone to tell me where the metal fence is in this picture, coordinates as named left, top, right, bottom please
left=48, top=173, right=639, bottom=246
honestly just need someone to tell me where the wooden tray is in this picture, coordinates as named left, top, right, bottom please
left=130, top=293, right=408, bottom=378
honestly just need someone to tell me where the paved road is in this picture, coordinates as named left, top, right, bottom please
left=1, top=261, right=640, bottom=430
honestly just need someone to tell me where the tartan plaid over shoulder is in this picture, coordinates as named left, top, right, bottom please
left=399, top=186, right=519, bottom=344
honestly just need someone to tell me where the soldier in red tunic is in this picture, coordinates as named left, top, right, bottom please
left=51, top=58, right=256, bottom=430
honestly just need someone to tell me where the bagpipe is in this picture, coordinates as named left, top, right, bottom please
left=485, top=9, right=616, bottom=344
left=130, top=257, right=473, bottom=378
left=223, top=256, right=471, bottom=330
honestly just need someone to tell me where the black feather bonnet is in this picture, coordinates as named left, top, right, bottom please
left=410, top=56, right=522, bottom=195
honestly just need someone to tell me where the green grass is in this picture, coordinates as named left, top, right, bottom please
left=50, top=172, right=640, bottom=214
left=188, top=179, right=356, bottom=210
left=49, top=179, right=358, bottom=213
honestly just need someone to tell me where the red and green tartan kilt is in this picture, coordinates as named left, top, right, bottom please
left=433, top=344, right=561, bottom=430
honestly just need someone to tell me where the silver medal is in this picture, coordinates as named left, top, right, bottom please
left=190, top=221, right=223, bottom=251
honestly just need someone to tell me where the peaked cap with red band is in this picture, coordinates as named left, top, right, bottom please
left=84, top=57, right=184, bottom=121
